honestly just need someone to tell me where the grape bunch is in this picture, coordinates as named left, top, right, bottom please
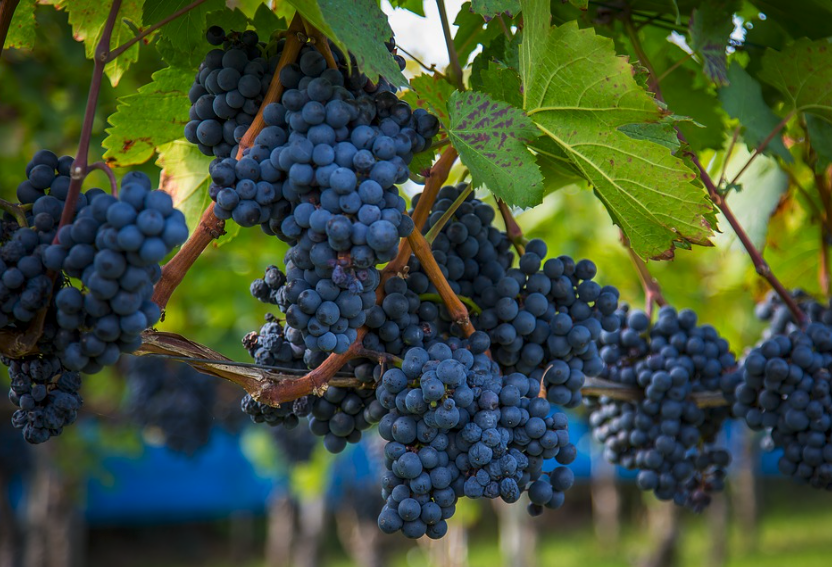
left=124, top=356, right=217, bottom=455
left=43, top=172, right=189, bottom=373
left=208, top=38, right=438, bottom=355
left=242, top=312, right=306, bottom=370
left=755, top=289, right=832, bottom=338
left=361, top=275, right=441, bottom=362
left=5, top=355, right=82, bottom=444
left=375, top=333, right=576, bottom=539
left=1, top=150, right=102, bottom=330
left=185, top=27, right=283, bottom=158
left=589, top=305, right=737, bottom=510
left=733, top=323, right=832, bottom=489
left=408, top=184, right=619, bottom=406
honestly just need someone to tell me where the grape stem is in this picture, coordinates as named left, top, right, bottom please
left=0, top=198, right=29, bottom=228
left=496, top=199, right=526, bottom=256
left=622, top=232, right=668, bottom=319
left=88, top=161, right=118, bottom=196
left=151, top=204, right=226, bottom=310
left=728, top=111, right=794, bottom=188
left=419, top=292, right=482, bottom=315
left=407, top=228, right=475, bottom=337
left=0, top=0, right=20, bottom=60
left=105, top=0, right=210, bottom=62
left=134, top=332, right=731, bottom=409
left=623, top=13, right=807, bottom=327
left=152, top=14, right=307, bottom=310
left=435, top=0, right=464, bottom=91
left=380, top=146, right=459, bottom=292
left=236, top=13, right=306, bottom=158
left=302, top=19, right=338, bottom=70
left=0, top=301, right=50, bottom=359
left=582, top=377, right=728, bottom=408
left=396, top=45, right=450, bottom=82
left=424, top=182, right=472, bottom=244
left=53, top=0, right=124, bottom=241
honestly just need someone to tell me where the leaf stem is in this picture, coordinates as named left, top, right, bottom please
left=88, top=161, right=118, bottom=196
left=655, top=51, right=694, bottom=84
left=497, top=15, right=511, bottom=39
left=728, top=111, right=794, bottom=187
left=53, top=0, right=123, bottom=241
left=424, top=182, right=472, bottom=243
left=0, top=198, right=29, bottom=228
left=105, top=0, right=209, bottom=62
left=622, top=12, right=663, bottom=99
left=497, top=199, right=526, bottom=256
left=408, top=228, right=475, bottom=336
left=396, top=44, right=450, bottom=82
left=0, top=0, right=20, bottom=60
left=435, top=0, right=464, bottom=90
left=687, top=148, right=806, bottom=325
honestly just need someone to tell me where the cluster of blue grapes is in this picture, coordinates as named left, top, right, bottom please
left=755, top=289, right=832, bottom=338
left=242, top=312, right=306, bottom=369
left=375, top=333, right=576, bottom=539
left=733, top=323, right=832, bottom=489
left=409, top=184, right=619, bottom=407
left=589, top=306, right=737, bottom=510
left=411, top=184, right=514, bottom=301
left=5, top=355, right=82, bottom=444
left=43, top=172, right=189, bottom=373
left=207, top=38, right=438, bottom=355
left=0, top=150, right=97, bottom=329
left=123, top=356, right=217, bottom=455
left=185, top=27, right=282, bottom=158
left=363, top=275, right=438, bottom=359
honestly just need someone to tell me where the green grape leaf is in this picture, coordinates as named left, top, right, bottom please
left=454, top=2, right=502, bottom=66
left=525, top=22, right=714, bottom=259
left=403, top=73, right=456, bottom=126
left=251, top=3, right=283, bottom=36
left=143, top=0, right=224, bottom=69
left=103, top=67, right=192, bottom=167
left=618, top=122, right=681, bottom=152
left=806, top=114, right=832, bottom=169
left=470, top=60, right=522, bottom=108
left=318, top=0, right=407, bottom=86
left=758, top=38, right=832, bottom=122
left=719, top=62, right=792, bottom=162
left=471, top=0, right=521, bottom=17
left=3, top=0, right=36, bottom=50
left=389, top=0, right=425, bottom=17
left=103, top=0, right=145, bottom=86
left=205, top=7, right=249, bottom=34
left=567, top=0, right=588, bottom=8
left=446, top=90, right=543, bottom=207
left=689, top=0, right=739, bottom=85
left=518, top=0, right=549, bottom=108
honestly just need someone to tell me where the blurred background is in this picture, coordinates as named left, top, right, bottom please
left=1, top=1, right=829, bottom=567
